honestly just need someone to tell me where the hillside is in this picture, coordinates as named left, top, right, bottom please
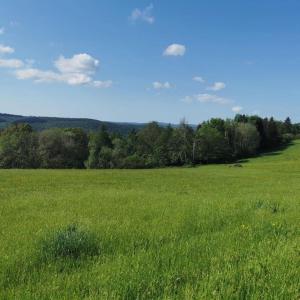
left=0, top=113, right=146, bottom=134
left=0, top=141, right=299, bottom=299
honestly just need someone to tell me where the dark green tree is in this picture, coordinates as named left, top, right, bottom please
left=0, top=124, right=39, bottom=168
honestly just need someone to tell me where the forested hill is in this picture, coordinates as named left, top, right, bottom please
left=0, top=113, right=148, bottom=134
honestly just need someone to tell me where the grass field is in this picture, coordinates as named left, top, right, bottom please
left=0, top=142, right=299, bottom=299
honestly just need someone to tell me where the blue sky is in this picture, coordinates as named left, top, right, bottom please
left=1, top=0, right=300, bottom=123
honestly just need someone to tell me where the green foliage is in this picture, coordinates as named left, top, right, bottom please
left=38, top=128, right=88, bottom=168
left=40, top=224, right=100, bottom=260
left=234, top=123, right=260, bottom=156
left=0, top=115, right=297, bottom=169
left=196, top=124, right=231, bottom=163
left=0, top=124, right=39, bottom=168
left=87, top=126, right=112, bottom=168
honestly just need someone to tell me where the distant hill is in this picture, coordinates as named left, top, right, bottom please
left=0, top=113, right=193, bottom=134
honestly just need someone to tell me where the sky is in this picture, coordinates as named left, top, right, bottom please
left=1, top=0, right=300, bottom=124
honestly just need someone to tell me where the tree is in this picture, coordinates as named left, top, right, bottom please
left=39, top=129, right=66, bottom=168
left=195, top=125, right=230, bottom=163
left=63, top=128, right=89, bottom=168
left=283, top=117, right=293, bottom=134
left=169, top=120, right=194, bottom=165
left=264, top=117, right=281, bottom=149
left=87, top=126, right=112, bottom=168
left=234, top=123, right=260, bottom=156
left=0, top=124, right=39, bottom=168
left=98, top=146, right=113, bottom=168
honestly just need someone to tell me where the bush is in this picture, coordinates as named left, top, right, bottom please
left=122, top=154, right=146, bottom=169
left=281, top=133, right=294, bottom=144
left=40, top=224, right=100, bottom=260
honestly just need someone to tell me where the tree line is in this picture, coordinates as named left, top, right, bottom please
left=0, top=115, right=298, bottom=169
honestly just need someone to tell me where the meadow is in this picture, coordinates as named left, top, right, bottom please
left=0, top=141, right=299, bottom=299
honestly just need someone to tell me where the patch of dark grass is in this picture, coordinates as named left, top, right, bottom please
left=253, top=200, right=284, bottom=213
left=40, top=224, right=100, bottom=260
left=267, top=202, right=284, bottom=214
left=253, top=200, right=264, bottom=209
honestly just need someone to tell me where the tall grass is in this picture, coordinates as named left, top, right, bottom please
left=0, top=141, right=299, bottom=299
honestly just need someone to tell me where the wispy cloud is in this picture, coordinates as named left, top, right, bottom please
left=182, top=93, right=231, bottom=105
left=0, top=27, right=5, bottom=35
left=0, top=58, right=24, bottom=68
left=195, top=93, right=230, bottom=104
left=163, top=44, right=186, bottom=56
left=130, top=4, right=154, bottom=24
left=92, top=80, right=113, bottom=88
left=193, top=76, right=205, bottom=83
left=207, top=81, right=226, bottom=91
left=152, top=81, right=171, bottom=89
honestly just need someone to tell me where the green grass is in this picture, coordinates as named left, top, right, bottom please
left=0, top=142, right=299, bottom=299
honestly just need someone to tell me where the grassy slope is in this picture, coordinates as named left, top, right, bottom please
left=0, top=143, right=299, bottom=299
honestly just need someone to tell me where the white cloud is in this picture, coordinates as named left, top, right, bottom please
left=92, top=80, right=113, bottom=88
left=15, top=68, right=61, bottom=82
left=163, top=44, right=186, bottom=56
left=0, top=27, right=5, bottom=35
left=232, top=106, right=243, bottom=113
left=16, top=68, right=83, bottom=85
left=15, top=68, right=94, bottom=85
left=15, top=53, right=112, bottom=88
left=207, top=81, right=226, bottom=91
left=54, top=53, right=99, bottom=74
left=152, top=81, right=171, bottom=89
left=182, top=93, right=231, bottom=105
left=195, top=93, right=230, bottom=105
left=193, top=76, right=205, bottom=83
left=0, top=44, right=14, bottom=54
left=0, top=58, right=24, bottom=68
left=130, top=4, right=154, bottom=24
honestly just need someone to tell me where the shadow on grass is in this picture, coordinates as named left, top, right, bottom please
left=236, top=142, right=294, bottom=165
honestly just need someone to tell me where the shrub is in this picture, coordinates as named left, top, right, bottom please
left=281, top=133, right=294, bottom=144
left=40, top=224, right=100, bottom=260
left=122, top=154, right=146, bottom=169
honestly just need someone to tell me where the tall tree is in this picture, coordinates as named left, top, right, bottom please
left=234, top=123, right=260, bottom=156
left=0, top=124, right=39, bottom=168
left=196, top=125, right=231, bottom=163
left=87, top=125, right=112, bottom=168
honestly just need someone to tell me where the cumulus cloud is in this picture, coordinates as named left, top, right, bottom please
left=15, top=68, right=93, bottom=85
left=163, top=44, right=186, bottom=56
left=0, top=58, right=24, bottom=68
left=207, top=81, right=226, bottom=91
left=14, top=53, right=112, bottom=88
left=152, top=81, right=171, bottom=89
left=0, top=44, right=14, bottom=54
left=54, top=53, right=99, bottom=74
left=195, top=93, right=230, bottom=105
left=232, top=106, right=243, bottom=113
left=0, top=27, right=5, bottom=35
left=130, top=4, right=154, bottom=24
left=193, top=76, right=205, bottom=83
